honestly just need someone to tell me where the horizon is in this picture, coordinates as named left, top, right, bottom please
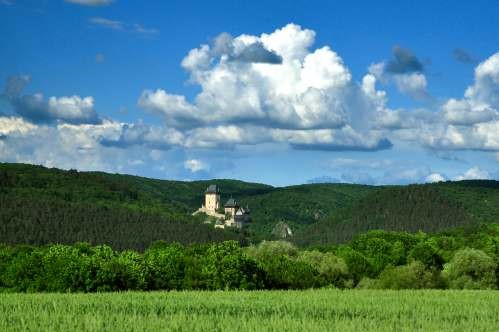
left=1, top=1, right=499, bottom=186
left=3, top=161, right=498, bottom=188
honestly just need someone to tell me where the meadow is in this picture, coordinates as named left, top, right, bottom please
left=1, top=290, right=498, bottom=331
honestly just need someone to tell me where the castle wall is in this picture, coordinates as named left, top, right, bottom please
left=205, top=193, right=220, bottom=212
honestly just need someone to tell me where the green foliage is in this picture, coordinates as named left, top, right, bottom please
left=296, top=251, right=351, bottom=288
left=3, top=163, right=499, bottom=248
left=376, top=261, right=443, bottom=289
left=144, top=243, right=186, bottom=290
left=202, top=241, right=264, bottom=290
left=442, top=248, right=497, bottom=289
left=408, top=241, right=444, bottom=269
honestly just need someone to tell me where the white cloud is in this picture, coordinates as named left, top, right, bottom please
left=454, top=167, right=491, bottom=180
left=184, top=159, right=209, bottom=173
left=12, top=93, right=100, bottom=124
left=89, top=17, right=159, bottom=36
left=138, top=23, right=390, bottom=151
left=425, top=172, right=446, bottom=183
left=0, top=116, right=37, bottom=136
left=368, top=61, right=430, bottom=101
left=393, top=73, right=429, bottom=100
left=441, top=53, right=499, bottom=126
left=88, top=17, right=124, bottom=30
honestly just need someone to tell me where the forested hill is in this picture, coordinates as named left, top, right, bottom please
left=1, top=163, right=499, bottom=249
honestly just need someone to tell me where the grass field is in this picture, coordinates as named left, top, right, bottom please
left=1, top=290, right=499, bottom=331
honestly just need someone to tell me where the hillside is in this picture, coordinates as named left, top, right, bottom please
left=1, top=163, right=499, bottom=249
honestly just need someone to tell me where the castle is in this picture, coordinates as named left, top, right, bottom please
left=193, top=184, right=251, bottom=229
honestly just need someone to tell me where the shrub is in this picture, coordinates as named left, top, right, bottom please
left=296, top=251, right=351, bottom=288
left=377, top=261, right=443, bottom=289
left=442, top=248, right=497, bottom=289
left=144, top=243, right=186, bottom=290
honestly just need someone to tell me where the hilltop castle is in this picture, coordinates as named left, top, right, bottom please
left=193, top=184, right=251, bottom=229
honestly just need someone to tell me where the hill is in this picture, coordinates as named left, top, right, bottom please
left=1, top=163, right=499, bottom=249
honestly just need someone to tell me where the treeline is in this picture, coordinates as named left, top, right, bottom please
left=1, top=225, right=498, bottom=292
left=0, top=195, right=244, bottom=251
left=294, top=185, right=476, bottom=245
left=3, top=163, right=499, bottom=247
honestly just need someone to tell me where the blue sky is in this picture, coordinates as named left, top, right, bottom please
left=1, top=0, right=499, bottom=186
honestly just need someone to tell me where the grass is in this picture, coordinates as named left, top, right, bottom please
left=1, top=290, right=498, bottom=331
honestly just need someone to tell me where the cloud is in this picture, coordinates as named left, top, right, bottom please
left=369, top=47, right=431, bottom=101
left=453, top=48, right=475, bottom=64
left=89, top=17, right=159, bottom=36
left=454, top=167, right=491, bottom=180
left=369, top=59, right=430, bottom=101
left=138, top=23, right=391, bottom=151
left=392, top=72, right=430, bottom=100
left=184, top=159, right=209, bottom=173
left=13, top=94, right=101, bottom=124
left=2, top=76, right=101, bottom=125
left=425, top=172, right=446, bottom=183
left=385, top=46, right=424, bottom=74
left=99, top=123, right=183, bottom=150
left=89, top=17, right=124, bottom=30
left=212, top=32, right=282, bottom=64
left=423, top=52, right=499, bottom=151
left=65, top=0, right=113, bottom=6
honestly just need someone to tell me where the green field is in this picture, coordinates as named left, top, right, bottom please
left=1, top=290, right=498, bottom=331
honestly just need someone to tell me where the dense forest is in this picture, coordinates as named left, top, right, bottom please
left=1, top=163, right=499, bottom=250
left=1, top=225, right=498, bottom=292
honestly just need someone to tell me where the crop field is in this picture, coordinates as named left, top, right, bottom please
left=0, top=290, right=498, bottom=331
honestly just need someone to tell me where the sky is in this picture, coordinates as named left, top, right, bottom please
left=1, top=0, right=499, bottom=186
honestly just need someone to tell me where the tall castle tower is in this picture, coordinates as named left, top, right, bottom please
left=204, top=184, right=220, bottom=212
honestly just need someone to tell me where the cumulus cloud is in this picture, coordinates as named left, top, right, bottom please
left=66, top=0, right=113, bottom=6
left=424, top=52, right=499, bottom=151
left=12, top=94, right=101, bottom=124
left=138, top=23, right=391, bottom=151
left=425, top=172, right=446, bottom=183
left=454, top=167, right=491, bottom=180
left=2, top=76, right=101, bottom=125
left=99, top=122, right=183, bottom=150
left=184, top=159, right=209, bottom=173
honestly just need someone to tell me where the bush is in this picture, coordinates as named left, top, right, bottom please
left=408, top=242, right=444, bottom=270
left=335, top=246, right=374, bottom=283
left=144, top=243, right=186, bottom=290
left=377, top=261, right=443, bottom=289
left=442, top=248, right=497, bottom=289
left=245, top=241, right=298, bottom=260
left=296, top=251, right=351, bottom=288
left=202, top=241, right=264, bottom=290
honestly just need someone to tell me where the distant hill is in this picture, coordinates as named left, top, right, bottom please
left=1, top=163, right=499, bottom=249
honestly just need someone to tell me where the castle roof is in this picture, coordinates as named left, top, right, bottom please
left=224, top=198, right=238, bottom=208
left=205, top=184, right=219, bottom=194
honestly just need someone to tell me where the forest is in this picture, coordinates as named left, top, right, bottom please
left=1, top=225, right=498, bottom=292
left=1, top=163, right=499, bottom=249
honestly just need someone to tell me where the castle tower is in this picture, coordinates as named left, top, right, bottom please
left=204, top=184, right=220, bottom=212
